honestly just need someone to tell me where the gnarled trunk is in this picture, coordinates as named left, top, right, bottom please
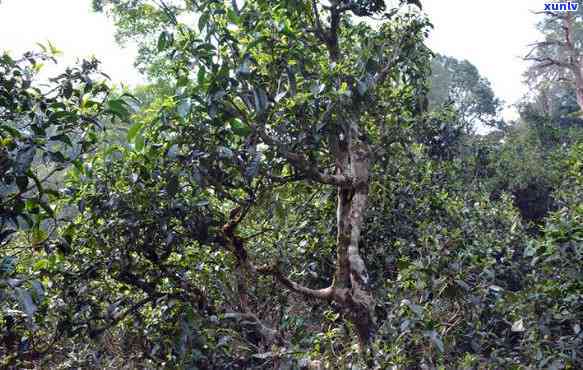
left=333, top=121, right=375, bottom=348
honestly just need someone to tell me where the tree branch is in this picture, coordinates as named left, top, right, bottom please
left=527, top=40, right=566, bottom=48
left=525, top=55, right=574, bottom=70
left=91, top=296, right=156, bottom=336
left=254, top=124, right=352, bottom=186
left=311, top=0, right=328, bottom=43
left=220, top=206, right=343, bottom=303
left=375, top=42, right=403, bottom=85
left=156, top=0, right=178, bottom=25
left=256, top=264, right=337, bottom=301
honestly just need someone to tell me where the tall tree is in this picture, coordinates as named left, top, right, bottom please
left=525, top=7, right=583, bottom=111
left=86, top=0, right=430, bottom=353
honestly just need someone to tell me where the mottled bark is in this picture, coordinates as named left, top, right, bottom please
left=333, top=129, right=352, bottom=289
left=341, top=129, right=375, bottom=347
left=564, top=13, right=583, bottom=112
left=574, top=71, right=583, bottom=112
left=328, top=118, right=375, bottom=347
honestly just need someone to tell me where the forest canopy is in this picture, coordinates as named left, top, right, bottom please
left=1, top=1, right=582, bottom=369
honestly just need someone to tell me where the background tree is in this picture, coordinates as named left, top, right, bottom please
left=428, top=53, right=503, bottom=131
left=525, top=6, right=583, bottom=111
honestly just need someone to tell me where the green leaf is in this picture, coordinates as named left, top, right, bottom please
left=227, top=7, right=240, bottom=25
left=287, top=67, right=297, bottom=96
left=31, top=228, right=47, bottom=245
left=523, top=242, right=538, bottom=257
left=0, top=123, right=21, bottom=137
left=44, top=189, right=60, bottom=198
left=46, top=151, right=67, bottom=163
left=177, top=75, right=189, bottom=88
left=127, top=122, right=143, bottom=142
left=121, top=92, right=141, bottom=105
left=50, top=134, right=72, bottom=146
left=198, top=11, right=210, bottom=32
left=196, top=43, right=215, bottom=52
left=38, top=199, right=55, bottom=217
left=253, top=87, right=268, bottom=114
left=107, top=99, right=130, bottom=120
left=157, top=31, right=171, bottom=52
left=197, top=68, right=206, bottom=85
left=36, top=42, right=47, bottom=52
left=34, top=259, right=50, bottom=270
left=49, top=111, right=78, bottom=123
left=274, top=202, right=285, bottom=220
left=404, top=0, right=422, bottom=10
left=134, top=133, right=145, bottom=152
left=230, top=119, right=251, bottom=136
left=47, top=40, right=62, bottom=55
left=15, top=146, right=35, bottom=174
left=0, top=256, right=17, bottom=274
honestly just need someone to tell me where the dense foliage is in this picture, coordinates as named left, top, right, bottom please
left=1, top=1, right=582, bottom=369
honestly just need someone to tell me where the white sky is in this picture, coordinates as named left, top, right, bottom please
left=0, top=0, right=143, bottom=86
left=0, top=0, right=546, bottom=120
left=424, top=0, right=543, bottom=121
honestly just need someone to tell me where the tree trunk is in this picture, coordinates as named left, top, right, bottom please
left=563, top=13, right=583, bottom=112
left=574, top=66, right=583, bottom=112
left=334, top=120, right=375, bottom=349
